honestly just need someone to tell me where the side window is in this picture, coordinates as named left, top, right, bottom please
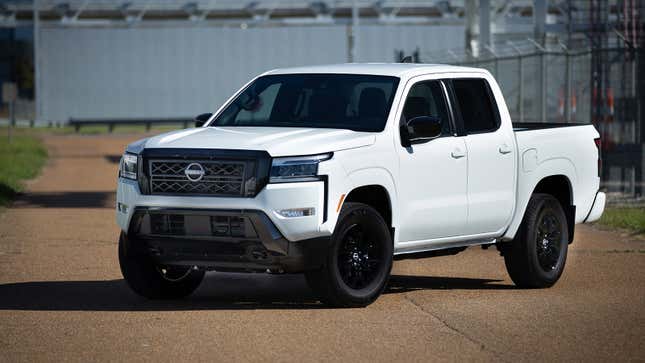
left=452, top=78, right=498, bottom=134
left=402, top=80, right=451, bottom=136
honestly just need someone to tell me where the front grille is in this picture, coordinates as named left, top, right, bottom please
left=145, top=213, right=254, bottom=238
left=149, top=160, right=247, bottom=196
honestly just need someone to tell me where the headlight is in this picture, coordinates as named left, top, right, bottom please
left=269, top=153, right=332, bottom=183
left=119, top=153, right=138, bottom=180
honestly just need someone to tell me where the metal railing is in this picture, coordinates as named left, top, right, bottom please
left=67, top=117, right=193, bottom=132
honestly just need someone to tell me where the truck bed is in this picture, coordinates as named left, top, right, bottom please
left=504, top=123, right=600, bottom=241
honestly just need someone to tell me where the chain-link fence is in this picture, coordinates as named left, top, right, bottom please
left=425, top=41, right=644, bottom=199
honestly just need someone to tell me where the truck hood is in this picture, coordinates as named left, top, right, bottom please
left=134, top=127, right=376, bottom=156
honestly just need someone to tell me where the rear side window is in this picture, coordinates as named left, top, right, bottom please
left=452, top=78, right=498, bottom=134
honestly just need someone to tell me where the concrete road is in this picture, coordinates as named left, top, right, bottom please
left=0, top=134, right=644, bottom=362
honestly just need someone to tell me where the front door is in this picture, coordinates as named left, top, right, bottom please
left=397, top=79, right=468, bottom=244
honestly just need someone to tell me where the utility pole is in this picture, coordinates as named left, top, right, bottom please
left=464, top=0, right=478, bottom=59
left=349, top=0, right=360, bottom=62
left=479, top=0, right=491, bottom=53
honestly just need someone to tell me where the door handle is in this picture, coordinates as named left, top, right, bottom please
left=499, top=143, right=512, bottom=154
left=451, top=148, right=466, bottom=159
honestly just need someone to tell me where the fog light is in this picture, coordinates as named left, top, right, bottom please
left=276, top=208, right=315, bottom=218
left=117, top=202, right=128, bottom=214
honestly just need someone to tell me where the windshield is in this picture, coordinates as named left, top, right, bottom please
left=210, top=74, right=400, bottom=132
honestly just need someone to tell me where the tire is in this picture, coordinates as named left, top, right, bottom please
left=503, top=193, right=569, bottom=288
left=118, top=232, right=205, bottom=299
left=305, top=202, right=393, bottom=307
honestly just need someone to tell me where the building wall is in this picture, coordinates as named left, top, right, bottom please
left=39, top=24, right=464, bottom=121
left=356, top=25, right=464, bottom=62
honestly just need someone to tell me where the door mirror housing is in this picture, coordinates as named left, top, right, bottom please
left=401, top=116, right=442, bottom=147
left=194, top=113, right=213, bottom=127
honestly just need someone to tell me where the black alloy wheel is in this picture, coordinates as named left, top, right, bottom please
left=535, top=210, right=563, bottom=272
left=503, top=193, right=569, bottom=288
left=337, top=224, right=385, bottom=290
left=305, top=202, right=393, bottom=307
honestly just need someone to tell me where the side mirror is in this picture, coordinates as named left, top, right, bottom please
left=194, top=113, right=213, bottom=127
left=401, top=116, right=442, bottom=147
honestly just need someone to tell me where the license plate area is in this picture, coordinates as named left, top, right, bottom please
left=139, top=212, right=258, bottom=239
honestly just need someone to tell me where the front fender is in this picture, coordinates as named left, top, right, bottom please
left=317, top=165, right=398, bottom=236
left=344, top=167, right=399, bottom=227
left=318, top=144, right=399, bottom=235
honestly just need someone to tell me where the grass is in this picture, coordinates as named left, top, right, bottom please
left=0, top=123, right=181, bottom=207
left=596, top=207, right=645, bottom=236
left=0, top=130, right=48, bottom=207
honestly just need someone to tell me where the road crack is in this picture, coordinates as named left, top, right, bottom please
left=403, top=294, right=507, bottom=361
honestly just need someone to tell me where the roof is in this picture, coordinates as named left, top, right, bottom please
left=264, top=63, right=486, bottom=78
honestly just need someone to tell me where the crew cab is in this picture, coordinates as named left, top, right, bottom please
left=116, top=64, right=605, bottom=307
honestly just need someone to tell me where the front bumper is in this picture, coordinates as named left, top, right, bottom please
left=117, top=177, right=332, bottom=242
left=116, top=175, right=336, bottom=272
left=124, top=207, right=330, bottom=272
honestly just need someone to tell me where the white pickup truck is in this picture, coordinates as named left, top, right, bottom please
left=116, top=64, right=605, bottom=307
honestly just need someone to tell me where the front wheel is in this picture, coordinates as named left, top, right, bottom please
left=503, top=193, right=569, bottom=288
left=305, top=202, right=393, bottom=307
left=118, top=232, right=205, bottom=299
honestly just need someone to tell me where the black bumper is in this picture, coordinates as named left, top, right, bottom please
left=126, top=207, right=330, bottom=273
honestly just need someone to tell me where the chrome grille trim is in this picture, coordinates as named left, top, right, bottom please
left=148, top=159, right=246, bottom=196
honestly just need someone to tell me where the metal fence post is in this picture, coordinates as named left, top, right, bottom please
left=34, top=0, right=41, bottom=123
left=8, top=101, right=14, bottom=143
left=559, top=42, right=572, bottom=123
left=519, top=55, right=524, bottom=122
left=508, top=41, right=524, bottom=122
left=528, top=38, right=547, bottom=122
left=484, top=45, right=498, bottom=78
left=3, top=82, right=17, bottom=143
left=565, top=52, right=572, bottom=122
left=541, top=52, right=547, bottom=121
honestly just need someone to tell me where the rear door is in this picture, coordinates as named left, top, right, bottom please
left=448, top=77, right=515, bottom=235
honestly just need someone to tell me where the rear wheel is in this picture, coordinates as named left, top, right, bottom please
left=305, top=202, right=393, bottom=307
left=118, top=232, right=205, bottom=299
left=503, top=194, right=569, bottom=288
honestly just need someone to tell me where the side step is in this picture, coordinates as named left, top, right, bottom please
left=393, top=246, right=467, bottom=260
left=393, top=238, right=497, bottom=261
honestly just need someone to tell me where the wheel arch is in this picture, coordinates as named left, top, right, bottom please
left=504, top=166, right=577, bottom=243
left=340, top=167, right=398, bottom=230
left=533, top=175, right=574, bottom=207
left=344, top=185, right=393, bottom=229
left=532, top=175, right=576, bottom=243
